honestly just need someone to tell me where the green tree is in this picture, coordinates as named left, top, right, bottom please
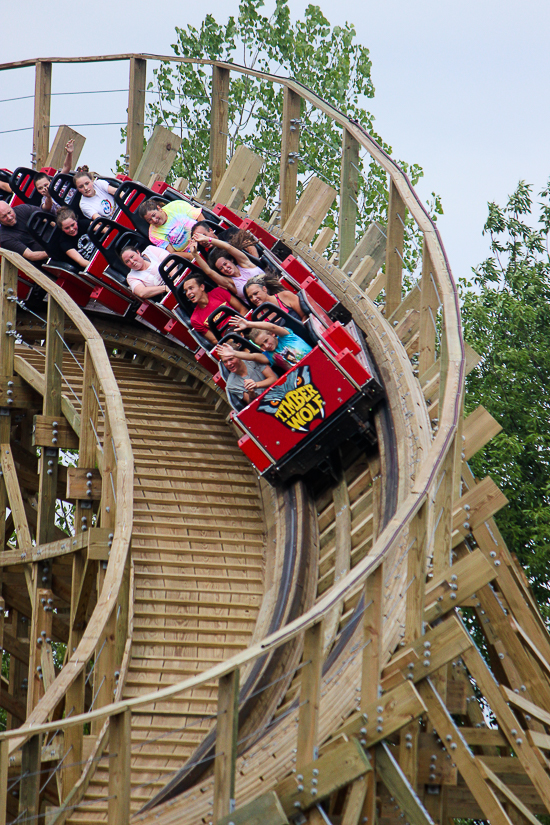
left=140, top=0, right=439, bottom=266
left=460, top=180, right=550, bottom=614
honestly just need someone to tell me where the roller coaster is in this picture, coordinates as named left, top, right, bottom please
left=1, top=53, right=550, bottom=825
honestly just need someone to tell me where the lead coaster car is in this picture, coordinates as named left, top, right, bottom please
left=230, top=314, right=384, bottom=485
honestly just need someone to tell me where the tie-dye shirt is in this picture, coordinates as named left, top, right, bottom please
left=148, top=200, right=202, bottom=251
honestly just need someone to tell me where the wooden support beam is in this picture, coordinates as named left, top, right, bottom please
left=417, top=241, right=439, bottom=377
left=384, top=179, right=406, bottom=317
left=376, top=742, right=435, bottom=825
left=247, top=196, right=266, bottom=220
left=381, top=614, right=473, bottom=691
left=362, top=565, right=383, bottom=708
left=424, top=548, right=496, bottom=623
left=213, top=668, right=239, bottom=824
left=19, top=734, right=41, bottom=825
left=279, top=87, right=301, bottom=226
left=452, top=475, right=508, bottom=548
left=218, top=792, right=288, bottom=825
left=45, top=126, right=85, bottom=170
left=126, top=57, right=147, bottom=177
left=463, top=405, right=503, bottom=461
left=0, top=738, right=7, bottom=825
left=276, top=738, right=370, bottom=817
left=0, top=444, right=32, bottom=555
left=312, top=227, right=334, bottom=254
left=212, top=144, right=264, bottom=211
left=209, top=66, right=230, bottom=197
left=342, top=221, right=386, bottom=286
left=323, top=469, right=350, bottom=650
left=297, top=620, right=324, bottom=768
left=33, top=61, right=51, bottom=169
left=462, top=645, right=550, bottom=815
left=33, top=414, right=78, bottom=449
left=134, top=124, right=182, bottom=185
left=478, top=759, right=541, bottom=825
left=340, top=776, right=368, bottom=825
left=339, top=129, right=360, bottom=266
left=338, top=680, right=426, bottom=746
left=0, top=528, right=108, bottom=567
left=418, top=679, right=514, bottom=825
left=66, top=468, right=102, bottom=500
left=108, top=710, right=131, bottom=825
left=283, top=176, right=336, bottom=245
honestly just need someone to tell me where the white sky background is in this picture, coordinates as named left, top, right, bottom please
left=1, top=0, right=548, bottom=284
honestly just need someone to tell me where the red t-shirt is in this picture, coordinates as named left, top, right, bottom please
left=190, top=287, right=233, bottom=335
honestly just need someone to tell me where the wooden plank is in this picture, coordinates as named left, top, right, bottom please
left=340, top=776, right=368, bottom=825
left=312, top=227, right=334, bottom=254
left=297, top=620, right=324, bottom=767
left=213, top=668, right=240, bottom=823
left=339, top=128, right=360, bottom=266
left=19, top=734, right=41, bottom=825
left=66, top=467, right=102, bottom=500
left=209, top=66, right=230, bottom=196
left=419, top=680, right=514, bottom=825
left=424, top=548, right=496, bottom=623
left=0, top=528, right=106, bottom=567
left=0, top=374, right=41, bottom=409
left=463, top=405, right=502, bottom=461
left=279, top=87, right=302, bottom=225
left=323, top=469, right=350, bottom=650
left=339, top=680, right=426, bottom=747
left=45, top=126, right=85, bottom=169
left=127, top=57, right=147, bottom=177
left=212, top=144, right=264, bottom=210
left=342, top=221, right=386, bottom=283
left=247, top=196, right=266, bottom=220
left=452, top=476, right=508, bottom=547
left=0, top=739, right=7, bottom=825
left=405, top=501, right=428, bottom=646
left=384, top=179, right=406, bottom=317
left=0, top=443, right=32, bottom=555
left=418, top=240, right=439, bottom=377
left=501, top=685, right=550, bottom=728
left=276, top=738, right=370, bottom=817
left=108, top=710, right=131, bottom=825
left=218, top=791, right=288, bottom=825
left=283, top=176, right=337, bottom=244
left=33, top=414, right=78, bottom=449
left=134, top=124, right=182, bottom=185
left=362, top=565, right=382, bottom=707
left=463, top=646, right=550, bottom=814
left=376, top=742, right=435, bottom=825
left=33, top=61, right=51, bottom=169
left=526, top=730, right=550, bottom=751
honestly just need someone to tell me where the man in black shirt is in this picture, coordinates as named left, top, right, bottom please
left=0, top=202, right=47, bottom=263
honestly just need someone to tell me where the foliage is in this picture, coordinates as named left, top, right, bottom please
left=138, top=0, right=439, bottom=262
left=460, top=180, right=550, bottom=614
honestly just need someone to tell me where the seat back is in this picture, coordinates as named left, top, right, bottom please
left=26, top=209, right=64, bottom=260
left=10, top=167, right=42, bottom=206
left=0, top=169, right=13, bottom=203
left=113, top=179, right=168, bottom=237
left=49, top=172, right=82, bottom=214
left=206, top=304, right=241, bottom=341
left=158, top=254, right=217, bottom=315
left=87, top=217, right=133, bottom=282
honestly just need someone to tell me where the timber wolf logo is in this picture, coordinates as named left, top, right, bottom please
left=257, top=365, right=325, bottom=433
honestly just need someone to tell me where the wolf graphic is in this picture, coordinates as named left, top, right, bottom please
left=257, top=365, right=325, bottom=433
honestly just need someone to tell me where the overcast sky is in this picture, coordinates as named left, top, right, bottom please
left=1, top=0, right=548, bottom=284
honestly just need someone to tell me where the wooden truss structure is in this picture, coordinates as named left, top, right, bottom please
left=0, top=54, right=549, bottom=825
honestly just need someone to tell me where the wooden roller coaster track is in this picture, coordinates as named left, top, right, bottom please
left=1, top=53, right=550, bottom=825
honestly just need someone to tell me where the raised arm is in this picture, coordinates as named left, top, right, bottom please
left=196, top=233, right=252, bottom=268
left=215, top=343, right=269, bottom=365
left=191, top=252, right=237, bottom=294
left=61, top=139, right=75, bottom=174
left=229, top=316, right=288, bottom=337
